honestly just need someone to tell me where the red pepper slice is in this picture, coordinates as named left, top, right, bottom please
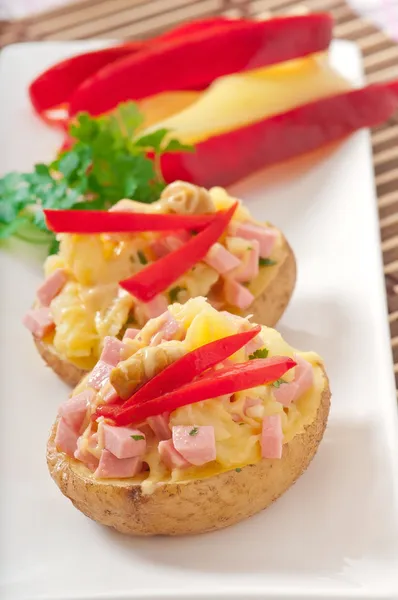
left=95, top=324, right=262, bottom=420
left=108, top=356, right=296, bottom=426
left=29, top=43, right=144, bottom=120
left=43, top=208, right=217, bottom=234
left=119, top=202, right=237, bottom=302
left=68, top=14, right=333, bottom=117
left=161, top=80, right=398, bottom=188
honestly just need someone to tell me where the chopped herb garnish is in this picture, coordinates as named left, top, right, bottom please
left=169, top=285, right=185, bottom=303
left=131, top=435, right=145, bottom=441
left=189, top=427, right=199, bottom=436
left=0, top=101, right=193, bottom=255
left=235, top=468, right=242, bottom=472
left=137, top=250, right=148, bottom=265
left=249, top=347, right=269, bottom=360
left=272, top=378, right=287, bottom=388
left=259, top=257, right=277, bottom=267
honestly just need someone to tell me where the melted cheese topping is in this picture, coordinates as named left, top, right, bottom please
left=43, top=188, right=282, bottom=368
left=74, top=298, right=325, bottom=494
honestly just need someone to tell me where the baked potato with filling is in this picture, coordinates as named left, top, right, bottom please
left=24, top=182, right=296, bottom=387
left=47, top=298, right=330, bottom=536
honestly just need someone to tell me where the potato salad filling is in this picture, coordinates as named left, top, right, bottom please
left=22, top=182, right=285, bottom=371
left=54, top=298, right=326, bottom=494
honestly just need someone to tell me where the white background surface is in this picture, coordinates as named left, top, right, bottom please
left=1, top=39, right=398, bottom=600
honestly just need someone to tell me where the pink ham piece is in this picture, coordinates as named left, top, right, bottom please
left=151, top=239, right=170, bottom=259
left=58, top=389, right=94, bottom=431
left=231, top=222, right=278, bottom=259
left=231, top=240, right=260, bottom=283
left=224, top=279, right=254, bottom=310
left=158, top=439, right=190, bottom=470
left=142, top=295, right=168, bottom=319
left=204, top=243, right=241, bottom=274
left=123, top=328, right=140, bottom=340
left=147, top=413, right=171, bottom=440
left=55, top=418, right=79, bottom=457
left=100, top=336, right=127, bottom=366
left=261, top=414, right=283, bottom=459
left=22, top=307, right=55, bottom=339
left=172, top=425, right=216, bottom=466
left=273, top=355, right=314, bottom=407
left=102, top=424, right=146, bottom=459
left=87, top=360, right=113, bottom=391
left=246, top=333, right=265, bottom=356
left=94, top=449, right=142, bottom=478
left=74, top=437, right=99, bottom=472
left=36, top=268, right=68, bottom=307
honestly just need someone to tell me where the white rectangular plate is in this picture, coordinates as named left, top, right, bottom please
left=1, top=40, right=398, bottom=600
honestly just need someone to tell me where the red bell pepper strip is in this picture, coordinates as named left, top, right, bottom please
left=161, top=79, right=398, bottom=188
left=68, top=14, right=333, bottom=117
left=105, top=356, right=296, bottom=426
left=119, top=202, right=237, bottom=302
left=29, top=17, right=233, bottom=123
left=29, top=43, right=144, bottom=120
left=95, top=324, right=262, bottom=420
left=43, top=208, right=217, bottom=234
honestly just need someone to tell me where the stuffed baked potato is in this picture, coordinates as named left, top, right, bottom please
left=47, top=297, right=330, bottom=535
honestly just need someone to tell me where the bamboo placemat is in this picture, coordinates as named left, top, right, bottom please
left=1, top=0, right=398, bottom=385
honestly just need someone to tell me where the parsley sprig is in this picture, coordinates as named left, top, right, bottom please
left=0, top=102, right=193, bottom=254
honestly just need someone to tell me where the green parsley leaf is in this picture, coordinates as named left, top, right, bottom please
left=169, top=286, right=186, bottom=303
left=131, top=435, right=145, bottom=441
left=189, top=427, right=199, bottom=436
left=0, top=101, right=192, bottom=254
left=259, top=257, right=277, bottom=267
left=235, top=468, right=242, bottom=472
left=249, top=347, right=269, bottom=360
left=137, top=250, right=148, bottom=265
left=164, top=138, right=195, bottom=153
left=272, top=378, right=287, bottom=388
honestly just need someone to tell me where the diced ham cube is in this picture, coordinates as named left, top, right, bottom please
left=123, top=328, right=140, bottom=341
left=55, top=418, right=79, bottom=457
left=273, top=355, right=314, bottom=407
left=261, top=414, right=283, bottom=459
left=204, top=243, right=241, bottom=274
left=273, top=382, right=299, bottom=407
left=58, top=389, right=94, bottom=431
left=147, top=413, right=171, bottom=440
left=151, top=239, right=170, bottom=259
left=87, top=360, right=113, bottom=391
left=36, top=268, right=68, bottom=307
left=231, top=240, right=260, bottom=283
left=162, top=313, right=180, bottom=341
left=231, top=222, right=278, bottom=259
left=22, top=307, right=55, bottom=339
left=102, top=424, right=146, bottom=459
left=172, top=426, right=216, bottom=466
left=224, top=279, right=254, bottom=310
left=94, top=450, right=142, bottom=479
left=158, top=439, right=190, bottom=470
left=100, top=336, right=127, bottom=366
left=74, top=438, right=99, bottom=472
left=246, top=333, right=265, bottom=356
left=142, top=295, right=168, bottom=319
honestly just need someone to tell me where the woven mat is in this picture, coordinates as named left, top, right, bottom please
left=1, top=0, right=398, bottom=385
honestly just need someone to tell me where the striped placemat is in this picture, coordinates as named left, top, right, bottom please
left=1, top=0, right=398, bottom=385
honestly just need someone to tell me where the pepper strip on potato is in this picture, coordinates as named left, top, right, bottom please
left=160, top=80, right=398, bottom=188
left=68, top=14, right=333, bottom=117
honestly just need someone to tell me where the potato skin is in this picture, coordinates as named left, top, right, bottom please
left=33, top=238, right=296, bottom=388
left=47, top=371, right=329, bottom=536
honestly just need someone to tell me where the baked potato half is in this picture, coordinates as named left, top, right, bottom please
left=47, top=298, right=329, bottom=536
left=24, top=183, right=296, bottom=388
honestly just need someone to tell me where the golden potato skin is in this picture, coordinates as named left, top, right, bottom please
left=34, top=337, right=87, bottom=387
left=47, top=372, right=329, bottom=536
left=33, top=239, right=296, bottom=388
